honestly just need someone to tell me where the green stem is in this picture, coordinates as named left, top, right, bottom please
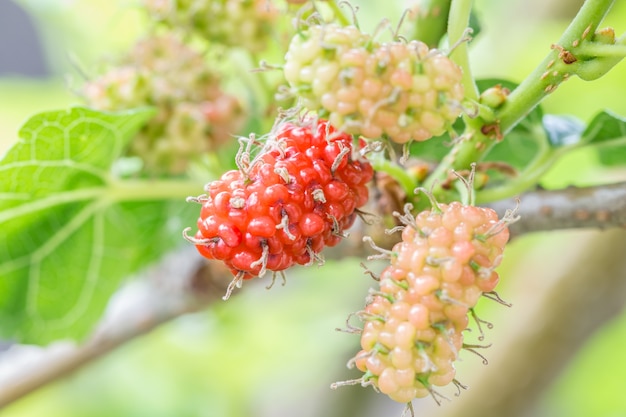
left=477, top=145, right=556, bottom=204
left=475, top=153, right=565, bottom=204
left=0, top=188, right=101, bottom=225
left=107, top=179, right=205, bottom=202
left=478, top=131, right=626, bottom=203
left=371, top=158, right=417, bottom=199
left=575, top=43, right=626, bottom=58
left=423, top=0, right=616, bottom=203
left=497, top=0, right=615, bottom=135
left=0, top=179, right=204, bottom=228
left=250, top=52, right=275, bottom=105
left=422, top=115, right=486, bottom=192
left=447, top=0, right=479, bottom=100
left=411, top=0, right=452, bottom=47
left=326, top=0, right=351, bottom=26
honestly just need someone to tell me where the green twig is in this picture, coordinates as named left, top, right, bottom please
left=370, top=158, right=417, bottom=199
left=107, top=179, right=205, bottom=202
left=497, top=0, right=616, bottom=135
left=326, top=0, right=351, bottom=26
left=476, top=146, right=556, bottom=204
left=575, top=43, right=626, bottom=58
left=250, top=52, right=275, bottom=105
left=410, top=0, right=452, bottom=47
left=423, top=0, right=617, bottom=204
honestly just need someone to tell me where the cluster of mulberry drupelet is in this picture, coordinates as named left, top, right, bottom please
left=185, top=119, right=373, bottom=299
left=143, top=0, right=278, bottom=52
left=283, top=23, right=465, bottom=144
left=83, top=34, right=242, bottom=175
left=332, top=196, right=515, bottom=404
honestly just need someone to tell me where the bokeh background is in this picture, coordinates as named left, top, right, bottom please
left=1, top=0, right=626, bottom=416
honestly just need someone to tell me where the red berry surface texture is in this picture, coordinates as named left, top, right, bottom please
left=189, top=119, right=373, bottom=284
left=284, top=23, right=465, bottom=144
left=343, top=202, right=510, bottom=403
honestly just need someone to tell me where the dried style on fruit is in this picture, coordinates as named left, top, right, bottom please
left=334, top=199, right=515, bottom=404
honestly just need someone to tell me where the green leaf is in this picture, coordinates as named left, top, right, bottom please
left=581, top=110, right=626, bottom=166
left=582, top=110, right=626, bottom=144
left=542, top=114, right=585, bottom=148
left=484, top=114, right=584, bottom=187
left=484, top=130, right=542, bottom=170
left=0, top=107, right=195, bottom=344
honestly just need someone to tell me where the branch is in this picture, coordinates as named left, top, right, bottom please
left=488, top=181, right=626, bottom=237
left=2, top=180, right=625, bottom=406
left=0, top=248, right=228, bottom=408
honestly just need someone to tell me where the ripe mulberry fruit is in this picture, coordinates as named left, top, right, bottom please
left=333, top=200, right=515, bottom=404
left=185, top=119, right=373, bottom=298
left=283, top=23, right=464, bottom=144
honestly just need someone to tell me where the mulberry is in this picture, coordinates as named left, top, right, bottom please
left=283, top=23, right=464, bottom=144
left=186, top=119, right=373, bottom=298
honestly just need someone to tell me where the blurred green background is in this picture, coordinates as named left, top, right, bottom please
left=1, top=0, right=626, bottom=416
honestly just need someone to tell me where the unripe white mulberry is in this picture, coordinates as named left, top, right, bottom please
left=284, top=23, right=464, bottom=144
left=334, top=202, right=512, bottom=404
left=143, top=0, right=278, bottom=52
left=83, top=34, right=243, bottom=175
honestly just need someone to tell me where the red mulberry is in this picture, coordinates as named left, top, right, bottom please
left=186, top=119, right=373, bottom=298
